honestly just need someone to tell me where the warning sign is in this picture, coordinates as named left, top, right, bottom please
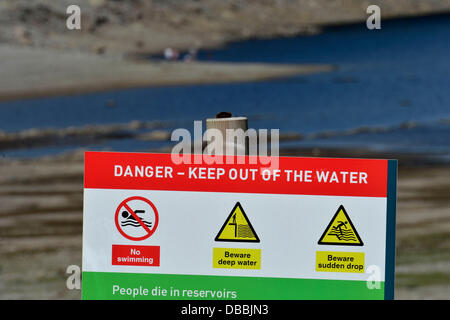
left=215, top=202, right=260, bottom=242
left=318, top=205, right=363, bottom=246
left=115, top=196, right=159, bottom=241
left=112, top=244, right=160, bottom=267
left=213, top=248, right=261, bottom=269
left=83, top=152, right=397, bottom=300
left=316, top=251, right=364, bottom=273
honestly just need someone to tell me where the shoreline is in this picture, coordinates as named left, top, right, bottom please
left=0, top=44, right=333, bottom=102
left=2, top=143, right=448, bottom=168
left=1, top=119, right=448, bottom=166
left=1, top=2, right=449, bottom=102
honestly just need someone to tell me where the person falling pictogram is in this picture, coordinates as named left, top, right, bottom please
left=336, top=220, right=348, bottom=236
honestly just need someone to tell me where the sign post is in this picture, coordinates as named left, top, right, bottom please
left=82, top=152, right=396, bottom=300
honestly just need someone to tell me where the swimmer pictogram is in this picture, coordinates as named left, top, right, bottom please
left=115, top=196, right=159, bottom=241
left=121, top=210, right=153, bottom=228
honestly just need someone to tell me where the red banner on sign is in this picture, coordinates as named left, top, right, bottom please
left=85, top=152, right=388, bottom=198
left=112, top=244, right=160, bottom=267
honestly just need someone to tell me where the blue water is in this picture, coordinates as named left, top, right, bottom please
left=0, top=14, right=449, bottom=158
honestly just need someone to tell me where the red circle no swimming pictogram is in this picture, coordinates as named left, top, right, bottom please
left=115, top=196, right=159, bottom=241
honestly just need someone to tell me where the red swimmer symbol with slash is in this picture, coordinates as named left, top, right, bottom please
left=114, top=196, right=159, bottom=241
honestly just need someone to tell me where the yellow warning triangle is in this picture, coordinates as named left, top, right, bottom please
left=318, top=205, right=363, bottom=246
left=215, top=202, right=260, bottom=243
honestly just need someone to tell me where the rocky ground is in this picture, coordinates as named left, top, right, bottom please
left=2, top=0, right=450, bottom=56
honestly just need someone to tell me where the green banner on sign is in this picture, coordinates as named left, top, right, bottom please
left=82, top=272, right=385, bottom=300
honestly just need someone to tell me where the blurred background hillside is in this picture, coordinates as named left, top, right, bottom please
left=3, top=0, right=449, bottom=53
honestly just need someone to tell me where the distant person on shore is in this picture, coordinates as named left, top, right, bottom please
left=164, top=47, right=179, bottom=61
